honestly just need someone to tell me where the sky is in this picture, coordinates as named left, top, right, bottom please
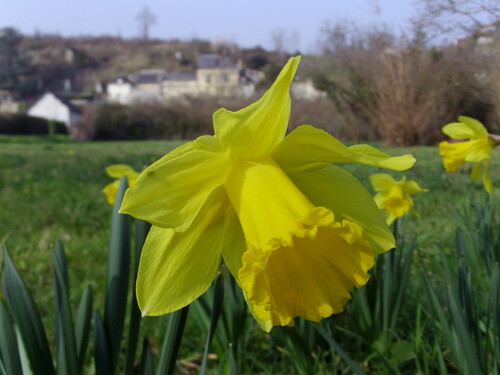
left=0, top=0, right=418, bottom=52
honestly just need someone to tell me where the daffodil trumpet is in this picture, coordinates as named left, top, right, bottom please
left=120, top=56, right=415, bottom=331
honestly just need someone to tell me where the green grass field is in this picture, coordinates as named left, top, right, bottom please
left=0, top=135, right=499, bottom=374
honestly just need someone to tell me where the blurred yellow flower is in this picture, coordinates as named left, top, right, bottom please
left=120, top=56, right=415, bottom=331
left=103, top=164, right=139, bottom=205
left=439, top=116, right=497, bottom=193
left=370, top=174, right=427, bottom=225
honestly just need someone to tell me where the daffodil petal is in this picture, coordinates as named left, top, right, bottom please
left=404, top=180, right=427, bottom=195
left=386, top=212, right=397, bottom=226
left=369, top=173, right=396, bottom=192
left=220, top=209, right=247, bottom=278
left=106, top=164, right=137, bottom=178
left=285, top=163, right=395, bottom=253
left=464, top=139, right=493, bottom=162
left=459, top=116, right=488, bottom=138
left=238, top=214, right=376, bottom=326
left=348, top=144, right=416, bottom=170
left=103, top=180, right=120, bottom=205
left=442, top=123, right=482, bottom=140
left=121, top=135, right=230, bottom=231
left=212, top=56, right=300, bottom=158
left=136, top=187, right=230, bottom=316
left=245, top=296, right=274, bottom=332
left=273, top=125, right=415, bottom=171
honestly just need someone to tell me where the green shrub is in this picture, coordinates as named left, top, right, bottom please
left=0, top=114, right=67, bottom=135
left=73, top=102, right=215, bottom=141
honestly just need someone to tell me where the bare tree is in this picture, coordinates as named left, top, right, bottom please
left=136, top=6, right=157, bottom=41
left=412, top=0, right=500, bottom=41
left=211, top=37, right=238, bottom=57
left=270, top=29, right=302, bottom=57
left=288, top=30, right=301, bottom=53
left=270, top=29, right=287, bottom=55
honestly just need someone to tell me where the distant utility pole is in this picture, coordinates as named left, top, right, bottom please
left=136, top=6, right=157, bottom=41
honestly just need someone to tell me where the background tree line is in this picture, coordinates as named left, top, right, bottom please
left=1, top=0, right=499, bottom=145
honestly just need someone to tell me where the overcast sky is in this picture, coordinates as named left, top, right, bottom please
left=0, top=0, right=418, bottom=52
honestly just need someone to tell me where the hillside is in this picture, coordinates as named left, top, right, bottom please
left=3, top=29, right=284, bottom=98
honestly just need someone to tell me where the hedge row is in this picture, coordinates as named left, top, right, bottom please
left=0, top=114, right=67, bottom=135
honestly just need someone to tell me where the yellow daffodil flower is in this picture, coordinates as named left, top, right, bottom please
left=370, top=174, right=427, bottom=225
left=103, top=164, right=139, bottom=205
left=439, top=116, right=498, bottom=193
left=120, top=56, right=416, bottom=331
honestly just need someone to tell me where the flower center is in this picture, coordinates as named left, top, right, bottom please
left=383, top=184, right=410, bottom=217
left=224, top=156, right=316, bottom=250
left=224, top=156, right=375, bottom=327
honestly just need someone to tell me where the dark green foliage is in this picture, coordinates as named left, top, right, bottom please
left=102, top=176, right=131, bottom=373
left=93, top=310, right=112, bottom=375
left=0, top=178, right=190, bottom=374
left=420, top=195, right=500, bottom=375
left=74, top=285, right=92, bottom=369
left=124, top=220, right=151, bottom=375
left=199, top=274, right=224, bottom=375
left=2, top=243, right=93, bottom=375
left=350, top=221, right=416, bottom=349
left=0, top=114, right=67, bottom=135
left=139, top=339, right=155, bottom=375
left=242, top=48, right=269, bottom=70
left=84, top=102, right=212, bottom=141
left=53, top=241, right=80, bottom=375
left=155, top=306, right=190, bottom=375
left=0, top=302, right=22, bottom=375
left=0, top=27, right=37, bottom=96
left=2, top=248, right=56, bottom=375
left=191, top=271, right=259, bottom=373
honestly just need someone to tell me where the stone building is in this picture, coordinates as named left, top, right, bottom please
left=107, top=54, right=260, bottom=104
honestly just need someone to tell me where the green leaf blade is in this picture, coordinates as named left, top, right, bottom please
left=2, top=247, right=55, bottom=375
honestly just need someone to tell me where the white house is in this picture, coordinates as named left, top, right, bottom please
left=291, top=79, right=327, bottom=101
left=27, top=92, right=81, bottom=128
left=106, top=77, right=136, bottom=104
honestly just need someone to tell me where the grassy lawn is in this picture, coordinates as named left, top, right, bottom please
left=0, top=136, right=182, bottom=319
left=0, top=134, right=498, bottom=373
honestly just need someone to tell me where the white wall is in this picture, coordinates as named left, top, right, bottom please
left=291, top=80, right=326, bottom=101
left=27, top=93, right=77, bottom=126
left=107, top=81, right=134, bottom=104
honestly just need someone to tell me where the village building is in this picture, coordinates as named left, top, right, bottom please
left=106, top=54, right=325, bottom=105
left=106, top=76, right=136, bottom=103
left=290, top=79, right=327, bottom=101
left=26, top=92, right=81, bottom=128
left=0, top=90, right=19, bottom=114
left=106, top=54, right=262, bottom=104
